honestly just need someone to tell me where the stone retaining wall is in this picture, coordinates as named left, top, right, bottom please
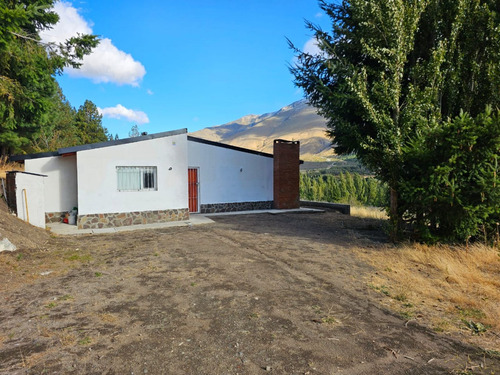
left=45, top=212, right=66, bottom=223
left=300, top=200, right=350, bottom=215
left=77, top=208, right=189, bottom=229
left=200, top=201, right=273, bottom=214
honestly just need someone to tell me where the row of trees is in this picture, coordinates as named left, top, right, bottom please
left=300, top=172, right=388, bottom=207
left=30, top=93, right=113, bottom=152
left=0, top=1, right=110, bottom=155
left=292, top=0, right=499, bottom=244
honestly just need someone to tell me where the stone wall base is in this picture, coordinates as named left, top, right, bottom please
left=200, top=201, right=273, bottom=214
left=45, top=212, right=66, bottom=223
left=77, top=208, right=189, bottom=229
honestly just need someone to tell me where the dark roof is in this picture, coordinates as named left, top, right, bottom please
left=10, top=128, right=188, bottom=161
left=188, top=136, right=304, bottom=163
left=7, top=171, right=48, bottom=177
left=187, top=136, right=274, bottom=158
left=10, top=129, right=303, bottom=164
left=10, top=151, right=59, bottom=161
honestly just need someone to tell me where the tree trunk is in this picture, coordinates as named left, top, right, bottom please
left=390, top=187, right=400, bottom=241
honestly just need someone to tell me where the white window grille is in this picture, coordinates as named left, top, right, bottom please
left=117, top=166, right=157, bottom=191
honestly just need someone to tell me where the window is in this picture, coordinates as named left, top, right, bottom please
left=117, top=166, right=157, bottom=191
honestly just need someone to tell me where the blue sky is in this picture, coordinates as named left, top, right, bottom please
left=41, top=1, right=328, bottom=138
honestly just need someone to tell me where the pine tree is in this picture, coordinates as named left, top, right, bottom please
left=0, top=0, right=98, bottom=155
left=75, top=100, right=109, bottom=144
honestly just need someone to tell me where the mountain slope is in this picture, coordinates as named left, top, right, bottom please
left=190, top=100, right=334, bottom=161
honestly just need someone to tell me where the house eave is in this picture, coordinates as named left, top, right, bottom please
left=9, top=128, right=188, bottom=161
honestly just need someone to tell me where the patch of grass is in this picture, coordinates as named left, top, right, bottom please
left=59, top=294, right=73, bottom=301
left=351, top=206, right=388, bottom=220
left=190, top=282, right=197, bottom=287
left=57, top=329, right=76, bottom=346
left=361, top=243, right=500, bottom=340
left=433, top=319, right=452, bottom=332
left=249, top=312, right=261, bottom=319
left=45, top=302, right=57, bottom=309
left=380, top=285, right=390, bottom=296
left=66, top=253, right=92, bottom=262
left=394, top=293, right=407, bottom=302
left=78, top=337, right=91, bottom=346
left=456, top=306, right=485, bottom=320
left=99, top=313, right=118, bottom=323
left=321, top=316, right=337, bottom=325
left=94, top=272, right=102, bottom=277
left=399, top=311, right=414, bottom=320
left=368, top=284, right=390, bottom=296
left=16, top=253, right=23, bottom=261
left=312, top=305, right=322, bottom=314
left=483, top=349, right=500, bottom=359
left=461, top=319, right=488, bottom=335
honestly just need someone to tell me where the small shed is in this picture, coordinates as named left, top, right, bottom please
left=6, top=171, right=47, bottom=229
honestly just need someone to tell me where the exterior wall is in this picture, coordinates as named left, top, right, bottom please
left=78, top=208, right=189, bottom=229
left=25, top=155, right=78, bottom=216
left=273, top=140, right=300, bottom=209
left=13, top=172, right=47, bottom=228
left=187, top=140, right=273, bottom=209
left=76, top=133, right=188, bottom=222
left=200, top=201, right=272, bottom=214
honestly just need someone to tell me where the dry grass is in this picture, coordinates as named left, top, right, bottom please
left=361, top=242, right=500, bottom=350
left=351, top=205, right=388, bottom=220
left=0, top=155, right=23, bottom=179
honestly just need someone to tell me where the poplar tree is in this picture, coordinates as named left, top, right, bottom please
left=291, top=0, right=500, bottom=242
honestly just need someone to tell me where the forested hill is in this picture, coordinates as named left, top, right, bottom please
left=190, top=100, right=333, bottom=161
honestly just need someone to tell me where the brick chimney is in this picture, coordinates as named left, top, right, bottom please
left=273, top=139, right=300, bottom=209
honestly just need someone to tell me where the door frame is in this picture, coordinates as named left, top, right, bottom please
left=188, top=167, right=200, bottom=213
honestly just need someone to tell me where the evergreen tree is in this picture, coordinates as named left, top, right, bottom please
left=75, top=100, right=109, bottom=144
left=129, top=124, right=140, bottom=138
left=29, top=83, right=78, bottom=152
left=0, top=0, right=98, bottom=155
left=292, top=0, right=500, bottom=243
left=401, top=109, right=500, bottom=243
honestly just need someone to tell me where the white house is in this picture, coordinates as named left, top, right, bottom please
left=10, top=129, right=299, bottom=229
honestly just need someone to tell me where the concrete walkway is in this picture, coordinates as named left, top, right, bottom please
left=47, top=215, right=214, bottom=235
left=47, top=208, right=324, bottom=235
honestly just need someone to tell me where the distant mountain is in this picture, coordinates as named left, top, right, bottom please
left=190, top=100, right=334, bottom=161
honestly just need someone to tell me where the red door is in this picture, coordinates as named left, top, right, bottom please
left=188, top=168, right=199, bottom=213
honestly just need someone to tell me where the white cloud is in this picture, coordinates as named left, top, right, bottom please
left=303, top=37, right=321, bottom=56
left=292, top=37, right=323, bottom=66
left=146, top=89, right=154, bottom=95
left=40, top=1, right=146, bottom=86
left=98, top=104, right=150, bottom=124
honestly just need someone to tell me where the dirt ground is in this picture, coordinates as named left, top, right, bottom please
left=1, top=208, right=499, bottom=374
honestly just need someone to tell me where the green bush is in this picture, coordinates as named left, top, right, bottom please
left=399, top=108, right=500, bottom=244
